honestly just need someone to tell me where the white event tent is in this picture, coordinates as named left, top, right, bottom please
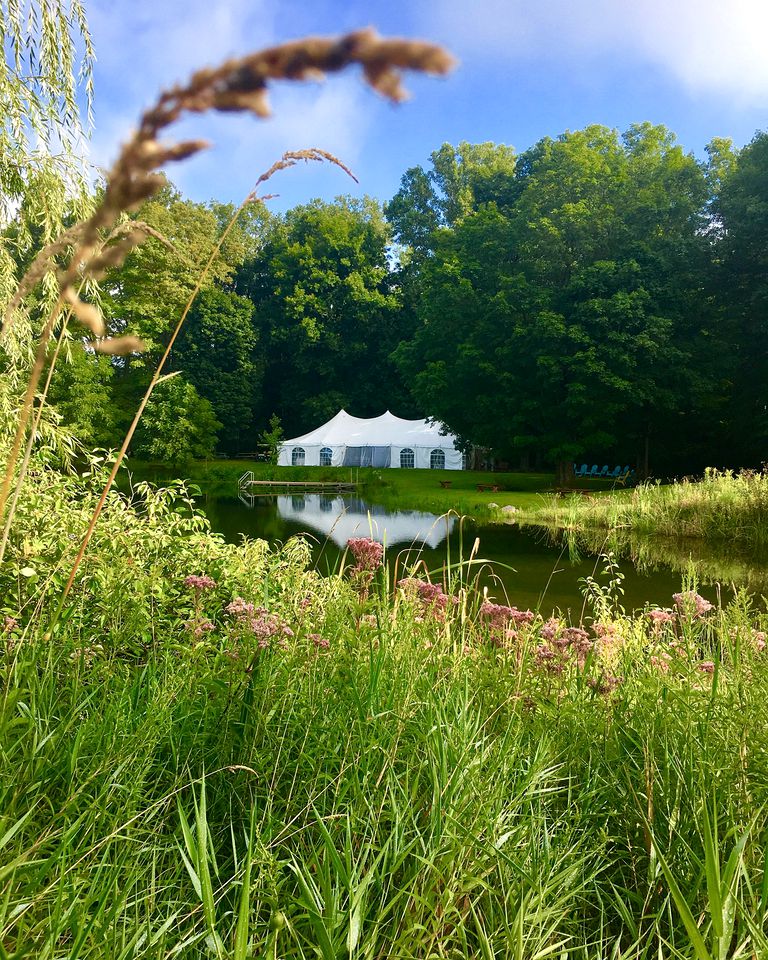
left=277, top=410, right=463, bottom=469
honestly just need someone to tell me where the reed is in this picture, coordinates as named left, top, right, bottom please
left=526, top=468, right=768, bottom=546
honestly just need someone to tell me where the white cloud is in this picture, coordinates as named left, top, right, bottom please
left=425, top=0, right=768, bottom=103
left=84, top=0, right=373, bottom=203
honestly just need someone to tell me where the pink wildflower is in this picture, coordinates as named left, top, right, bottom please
left=226, top=597, right=255, bottom=618
left=752, top=630, right=766, bottom=652
left=480, top=602, right=534, bottom=632
left=347, top=537, right=384, bottom=573
left=539, top=617, right=561, bottom=641
left=648, top=609, right=676, bottom=627
left=184, top=574, right=216, bottom=592
left=3, top=616, right=18, bottom=632
left=698, top=660, right=716, bottom=674
left=397, top=578, right=454, bottom=620
left=251, top=612, right=281, bottom=638
left=673, top=592, right=714, bottom=618
left=309, top=633, right=330, bottom=650
left=650, top=652, right=672, bottom=673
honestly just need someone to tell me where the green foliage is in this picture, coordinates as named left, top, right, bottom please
left=101, top=180, right=262, bottom=360
left=45, top=340, right=118, bottom=449
left=528, top=467, right=768, bottom=547
left=132, top=375, right=221, bottom=467
left=259, top=413, right=284, bottom=464
left=1, top=462, right=768, bottom=956
left=0, top=0, right=94, bottom=305
left=393, top=125, right=713, bottom=473
left=236, top=196, right=416, bottom=436
left=171, top=286, right=257, bottom=453
left=712, top=131, right=768, bottom=463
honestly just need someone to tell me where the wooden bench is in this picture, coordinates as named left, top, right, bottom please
left=439, top=480, right=452, bottom=489
left=476, top=483, right=501, bottom=492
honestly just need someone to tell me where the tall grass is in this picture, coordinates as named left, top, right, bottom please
left=1, top=465, right=768, bottom=956
left=528, top=469, right=768, bottom=546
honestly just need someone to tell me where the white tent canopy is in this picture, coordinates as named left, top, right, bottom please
left=277, top=410, right=463, bottom=470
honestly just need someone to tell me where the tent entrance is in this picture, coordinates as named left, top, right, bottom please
left=343, top=446, right=392, bottom=468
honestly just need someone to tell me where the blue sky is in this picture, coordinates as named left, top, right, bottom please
left=86, top=0, right=768, bottom=212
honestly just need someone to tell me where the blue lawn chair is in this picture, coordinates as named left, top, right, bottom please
left=574, top=463, right=589, bottom=477
left=589, top=465, right=599, bottom=477
left=599, top=465, right=610, bottom=477
left=609, top=466, right=622, bottom=479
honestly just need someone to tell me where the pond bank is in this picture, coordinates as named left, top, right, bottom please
left=516, top=468, right=768, bottom=547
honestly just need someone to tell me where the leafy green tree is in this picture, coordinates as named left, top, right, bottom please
left=170, top=286, right=256, bottom=454
left=46, top=342, right=118, bottom=449
left=712, top=132, right=768, bottom=464
left=0, top=0, right=95, bottom=454
left=386, top=141, right=517, bottom=254
left=0, top=0, right=94, bottom=305
left=259, top=414, right=284, bottom=464
left=132, top=375, right=221, bottom=467
left=101, top=180, right=261, bottom=361
left=236, top=197, right=414, bottom=436
left=395, top=125, right=712, bottom=477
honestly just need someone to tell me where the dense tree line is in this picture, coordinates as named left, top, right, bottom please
left=39, top=125, right=768, bottom=473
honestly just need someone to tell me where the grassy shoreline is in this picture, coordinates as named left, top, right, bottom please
left=522, top=469, right=768, bottom=547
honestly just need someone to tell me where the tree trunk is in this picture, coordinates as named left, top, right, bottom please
left=556, top=459, right=573, bottom=486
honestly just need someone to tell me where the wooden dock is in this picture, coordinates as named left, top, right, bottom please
left=238, top=472, right=358, bottom=493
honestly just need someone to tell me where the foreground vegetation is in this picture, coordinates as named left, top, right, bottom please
left=2, top=465, right=768, bottom=957
left=528, top=469, right=768, bottom=548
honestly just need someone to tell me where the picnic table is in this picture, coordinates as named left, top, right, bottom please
left=477, top=483, right=501, bottom=492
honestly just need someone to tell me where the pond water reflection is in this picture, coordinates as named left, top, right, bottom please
left=201, top=493, right=767, bottom=614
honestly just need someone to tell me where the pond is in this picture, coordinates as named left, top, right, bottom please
left=200, top=492, right=768, bottom=614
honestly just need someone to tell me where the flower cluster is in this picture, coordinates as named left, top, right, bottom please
left=648, top=608, right=676, bottom=628
left=534, top=623, right=597, bottom=674
left=397, top=578, right=458, bottom=621
left=225, top=597, right=255, bottom=618
left=672, top=591, right=714, bottom=618
left=184, top=617, right=215, bottom=639
left=184, top=574, right=216, bottom=592
left=480, top=601, right=535, bottom=630
left=347, top=537, right=384, bottom=573
left=226, top=597, right=293, bottom=651
left=308, top=633, right=330, bottom=650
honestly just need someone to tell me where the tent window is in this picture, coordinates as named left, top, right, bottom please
left=291, top=447, right=305, bottom=466
left=319, top=447, right=332, bottom=466
left=430, top=449, right=445, bottom=469
left=400, top=448, right=415, bottom=469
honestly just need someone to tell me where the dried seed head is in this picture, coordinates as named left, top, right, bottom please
left=9, top=30, right=454, bottom=329
left=62, top=286, right=105, bottom=337
left=92, top=335, right=146, bottom=355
